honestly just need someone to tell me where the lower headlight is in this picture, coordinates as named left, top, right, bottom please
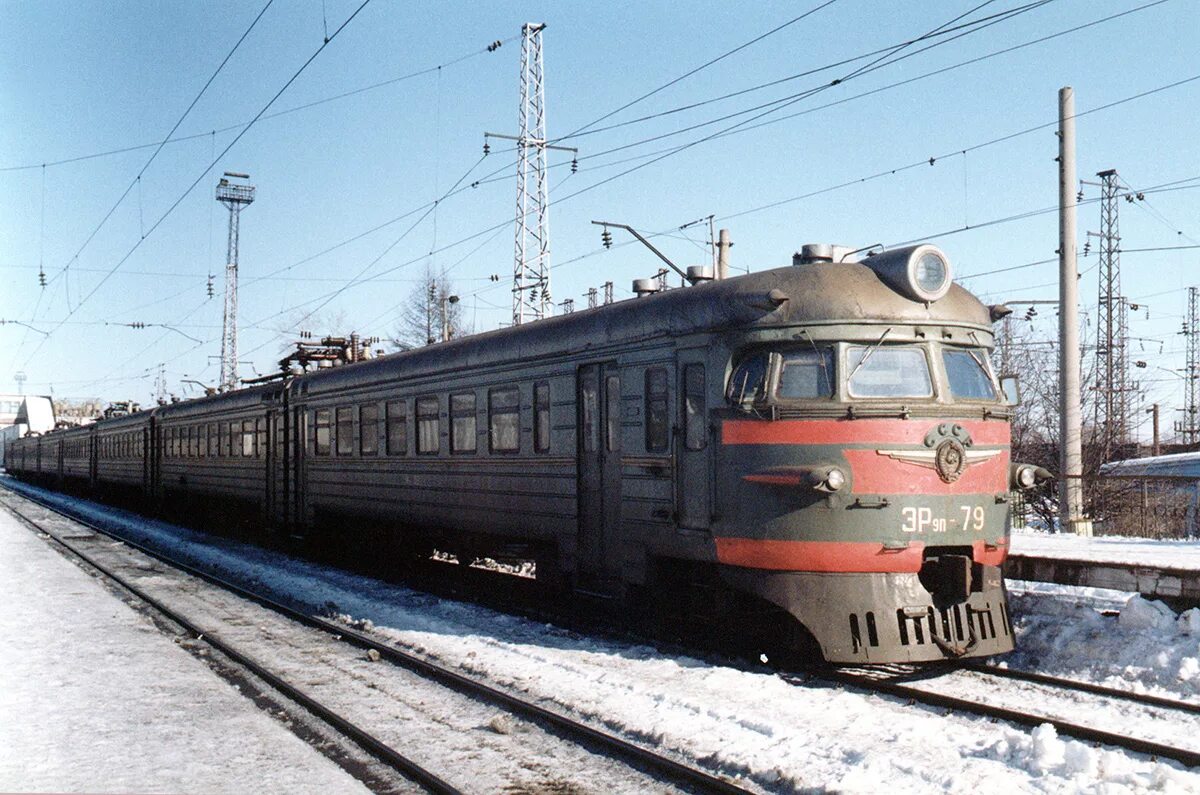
left=824, top=467, right=846, bottom=491
left=1016, top=466, right=1037, bottom=488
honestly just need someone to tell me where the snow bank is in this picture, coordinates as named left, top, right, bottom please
left=1007, top=584, right=1200, bottom=700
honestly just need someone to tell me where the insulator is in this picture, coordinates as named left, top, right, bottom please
left=483, top=141, right=490, bottom=156
left=601, top=229, right=612, bottom=249
left=1076, top=190, right=1084, bottom=202
left=490, top=274, right=500, bottom=282
left=487, top=40, right=502, bottom=52
left=571, top=157, right=578, bottom=174
left=38, top=267, right=46, bottom=287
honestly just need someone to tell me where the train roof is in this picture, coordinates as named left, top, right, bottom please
left=297, top=257, right=994, bottom=396
left=1099, top=451, right=1200, bottom=479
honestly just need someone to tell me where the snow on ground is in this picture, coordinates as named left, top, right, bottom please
left=1011, top=529, right=1200, bottom=569
left=0, top=501, right=369, bottom=794
left=1006, top=579, right=1200, bottom=703
left=5, top=477, right=1199, bottom=793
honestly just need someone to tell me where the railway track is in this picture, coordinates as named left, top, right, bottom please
left=0, top=482, right=753, bottom=795
left=799, top=662, right=1200, bottom=768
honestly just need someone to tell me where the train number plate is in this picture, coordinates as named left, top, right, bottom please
left=900, top=505, right=985, bottom=534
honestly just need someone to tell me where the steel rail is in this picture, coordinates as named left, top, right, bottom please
left=1, top=496, right=461, bottom=795
left=963, top=662, right=1200, bottom=717
left=0, top=481, right=753, bottom=795
left=815, top=668, right=1200, bottom=768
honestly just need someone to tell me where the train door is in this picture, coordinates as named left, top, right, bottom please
left=264, top=408, right=278, bottom=527
left=676, top=348, right=711, bottom=530
left=267, top=404, right=288, bottom=530
left=142, top=426, right=151, bottom=495
left=576, top=362, right=622, bottom=590
left=289, top=402, right=307, bottom=535
left=88, top=430, right=98, bottom=488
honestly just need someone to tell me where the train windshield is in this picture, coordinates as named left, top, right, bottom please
left=846, top=345, right=932, bottom=398
left=727, top=353, right=769, bottom=405
left=776, top=349, right=834, bottom=399
left=943, top=348, right=997, bottom=400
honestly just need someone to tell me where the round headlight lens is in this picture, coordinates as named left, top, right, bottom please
left=1017, top=466, right=1037, bottom=489
left=913, top=251, right=948, bottom=297
left=824, top=467, right=846, bottom=491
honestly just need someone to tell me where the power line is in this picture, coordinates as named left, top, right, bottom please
left=556, top=1, right=1033, bottom=144
left=0, top=31, right=518, bottom=174
left=235, top=0, right=1127, bottom=319
left=45, top=0, right=276, bottom=297
left=558, top=0, right=841, bottom=141
left=18, top=0, right=375, bottom=370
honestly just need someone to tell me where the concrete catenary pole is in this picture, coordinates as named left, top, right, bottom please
left=1058, top=87, right=1091, bottom=536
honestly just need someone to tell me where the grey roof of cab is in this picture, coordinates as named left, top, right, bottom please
left=299, top=259, right=992, bottom=397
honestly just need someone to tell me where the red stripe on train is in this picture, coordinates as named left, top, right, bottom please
left=721, top=419, right=1011, bottom=446
left=843, top=449, right=1009, bottom=495
left=715, top=538, right=1008, bottom=572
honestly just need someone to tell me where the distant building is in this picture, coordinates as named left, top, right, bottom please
left=0, top=394, right=56, bottom=466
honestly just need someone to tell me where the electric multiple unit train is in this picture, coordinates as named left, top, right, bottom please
left=5, top=243, right=1042, bottom=663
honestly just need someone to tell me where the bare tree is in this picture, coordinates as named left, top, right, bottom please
left=390, top=266, right=469, bottom=350
left=994, top=316, right=1102, bottom=530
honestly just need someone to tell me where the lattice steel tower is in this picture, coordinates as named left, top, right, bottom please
left=1092, top=169, right=1130, bottom=459
left=511, top=22, right=550, bottom=325
left=216, top=172, right=255, bottom=392
left=1184, top=286, right=1200, bottom=445
left=483, top=24, right=577, bottom=325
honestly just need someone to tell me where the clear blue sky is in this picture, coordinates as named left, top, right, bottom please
left=2, top=0, right=1197, bottom=439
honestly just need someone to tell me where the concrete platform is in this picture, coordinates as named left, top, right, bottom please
left=1008, top=531, right=1200, bottom=604
left=0, top=503, right=369, bottom=794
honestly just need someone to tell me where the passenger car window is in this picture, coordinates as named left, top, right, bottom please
left=451, top=393, right=477, bottom=453
left=846, top=346, right=932, bottom=398
left=645, top=368, right=668, bottom=452
left=359, top=404, right=379, bottom=455
left=242, top=419, right=256, bottom=457
left=727, top=353, right=768, bottom=405
left=489, top=387, right=520, bottom=453
left=314, top=409, right=331, bottom=455
left=417, top=397, right=439, bottom=454
left=336, top=407, right=354, bottom=456
left=777, top=348, right=835, bottom=399
left=534, top=382, right=551, bottom=453
left=386, top=401, right=407, bottom=455
left=943, top=348, right=997, bottom=400
left=684, top=364, right=706, bottom=450
left=605, top=376, right=621, bottom=453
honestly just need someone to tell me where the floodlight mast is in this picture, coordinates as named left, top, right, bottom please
left=215, top=173, right=256, bottom=392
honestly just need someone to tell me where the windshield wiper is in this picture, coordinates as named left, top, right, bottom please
left=846, top=327, right=893, bottom=384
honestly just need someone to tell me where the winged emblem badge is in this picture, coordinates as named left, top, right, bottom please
left=876, top=423, right=1000, bottom=483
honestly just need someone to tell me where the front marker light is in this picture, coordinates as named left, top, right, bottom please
left=824, top=467, right=846, bottom=491
left=1016, top=466, right=1037, bottom=489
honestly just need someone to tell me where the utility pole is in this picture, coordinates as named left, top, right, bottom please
left=485, top=23, right=577, bottom=326
left=1148, top=404, right=1160, bottom=457
left=716, top=228, right=732, bottom=280
left=603, top=281, right=613, bottom=305
left=215, top=172, right=255, bottom=392
left=1057, top=87, right=1090, bottom=536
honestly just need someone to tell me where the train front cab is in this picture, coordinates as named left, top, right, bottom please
left=713, top=324, right=1029, bottom=664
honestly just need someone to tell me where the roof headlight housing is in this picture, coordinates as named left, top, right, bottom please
left=912, top=250, right=950, bottom=299
left=863, top=244, right=954, bottom=303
